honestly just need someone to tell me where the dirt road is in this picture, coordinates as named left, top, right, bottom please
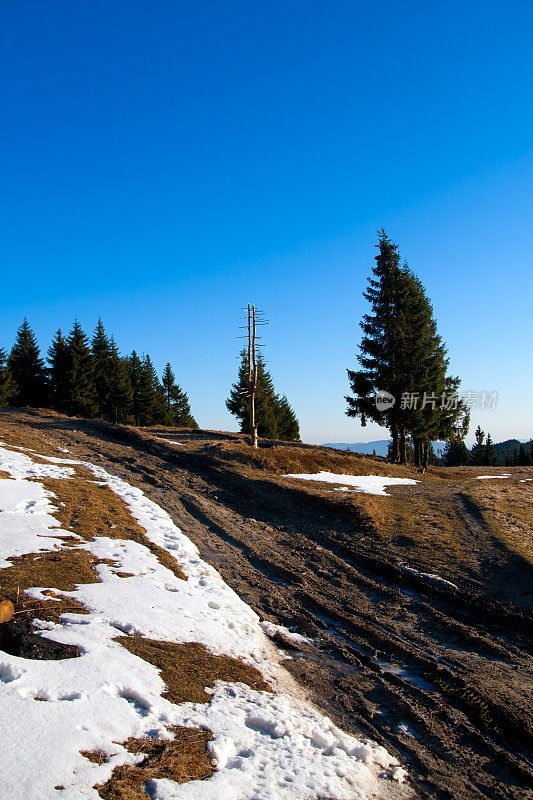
left=2, top=409, right=532, bottom=800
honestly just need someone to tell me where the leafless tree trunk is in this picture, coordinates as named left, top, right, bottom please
left=247, top=303, right=258, bottom=448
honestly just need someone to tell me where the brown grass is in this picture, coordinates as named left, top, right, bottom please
left=212, top=438, right=417, bottom=478
left=0, top=547, right=98, bottom=622
left=39, top=470, right=187, bottom=582
left=94, top=727, right=214, bottom=800
left=0, top=470, right=11, bottom=479
left=463, top=481, right=533, bottom=564
left=118, top=637, right=270, bottom=704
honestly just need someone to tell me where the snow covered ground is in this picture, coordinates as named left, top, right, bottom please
left=475, top=474, right=512, bottom=480
left=0, top=442, right=409, bottom=799
left=283, top=472, right=418, bottom=496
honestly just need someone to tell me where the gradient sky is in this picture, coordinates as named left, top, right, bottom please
left=2, top=1, right=532, bottom=444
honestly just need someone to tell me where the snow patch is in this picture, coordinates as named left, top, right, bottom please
left=0, top=445, right=408, bottom=799
left=475, top=474, right=512, bottom=480
left=400, top=566, right=458, bottom=591
left=261, top=621, right=312, bottom=648
left=284, top=471, right=418, bottom=496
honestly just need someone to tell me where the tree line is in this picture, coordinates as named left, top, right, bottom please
left=0, top=318, right=197, bottom=428
left=444, top=426, right=533, bottom=466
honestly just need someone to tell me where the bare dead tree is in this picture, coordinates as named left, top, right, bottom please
left=247, top=303, right=258, bottom=448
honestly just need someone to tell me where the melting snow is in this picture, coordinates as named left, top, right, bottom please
left=284, top=472, right=418, bottom=496
left=475, top=474, right=512, bottom=480
left=0, top=444, right=409, bottom=799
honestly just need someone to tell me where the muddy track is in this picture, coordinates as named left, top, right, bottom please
left=4, top=410, right=533, bottom=800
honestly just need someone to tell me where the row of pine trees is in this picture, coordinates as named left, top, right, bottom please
left=443, top=426, right=533, bottom=467
left=0, top=319, right=197, bottom=428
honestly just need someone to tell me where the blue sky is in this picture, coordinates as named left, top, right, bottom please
left=2, top=1, right=532, bottom=443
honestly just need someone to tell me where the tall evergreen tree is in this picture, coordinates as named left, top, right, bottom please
left=47, top=329, right=70, bottom=412
left=0, top=348, right=17, bottom=406
left=8, top=319, right=48, bottom=407
left=135, top=355, right=166, bottom=425
left=227, top=351, right=299, bottom=440
left=275, top=395, right=300, bottom=441
left=443, top=437, right=471, bottom=466
left=161, top=363, right=197, bottom=427
left=483, top=433, right=501, bottom=466
left=91, top=319, right=112, bottom=418
left=128, top=351, right=143, bottom=425
left=108, top=338, right=133, bottom=424
left=346, top=231, right=467, bottom=467
left=64, top=321, right=96, bottom=417
left=346, top=230, right=405, bottom=460
left=470, top=426, right=485, bottom=465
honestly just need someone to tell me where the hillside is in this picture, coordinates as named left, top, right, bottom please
left=0, top=408, right=532, bottom=800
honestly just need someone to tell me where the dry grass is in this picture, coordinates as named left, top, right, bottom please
left=80, top=750, right=109, bottom=765
left=118, top=637, right=270, bottom=704
left=211, top=438, right=417, bottom=478
left=463, top=480, right=533, bottom=565
left=38, top=470, right=187, bottom=582
left=0, top=547, right=98, bottom=622
left=94, top=727, right=214, bottom=799
left=0, top=469, right=11, bottom=479
left=353, top=490, right=476, bottom=567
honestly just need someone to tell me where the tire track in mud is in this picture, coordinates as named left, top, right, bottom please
left=7, top=411, right=533, bottom=800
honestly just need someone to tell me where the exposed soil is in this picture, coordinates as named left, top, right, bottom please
left=1, top=408, right=532, bottom=800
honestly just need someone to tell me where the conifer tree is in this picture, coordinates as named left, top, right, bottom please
left=346, top=230, right=405, bottom=460
left=91, top=319, right=112, bottom=418
left=47, top=329, right=70, bottom=412
left=64, top=321, right=96, bottom=417
left=8, top=319, right=48, bottom=407
left=516, top=443, right=533, bottom=466
left=483, top=433, right=500, bottom=466
left=443, top=438, right=471, bottom=466
left=128, top=351, right=143, bottom=425
left=108, top=338, right=133, bottom=424
left=346, top=231, right=467, bottom=467
left=227, top=351, right=299, bottom=440
left=135, top=355, right=165, bottom=425
left=161, top=363, right=197, bottom=427
left=275, top=395, right=300, bottom=441
left=0, top=348, right=17, bottom=406
left=470, top=425, right=485, bottom=465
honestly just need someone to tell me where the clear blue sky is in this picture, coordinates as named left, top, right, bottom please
left=2, top=1, right=532, bottom=444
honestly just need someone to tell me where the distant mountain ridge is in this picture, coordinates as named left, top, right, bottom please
left=322, top=440, right=448, bottom=457
left=323, top=439, right=531, bottom=461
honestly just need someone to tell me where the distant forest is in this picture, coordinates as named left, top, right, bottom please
left=0, top=318, right=197, bottom=428
left=443, top=427, right=533, bottom=467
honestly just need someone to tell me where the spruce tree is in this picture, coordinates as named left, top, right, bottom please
left=346, top=232, right=468, bottom=467
left=135, top=355, right=165, bottom=425
left=47, top=329, right=70, bottom=412
left=108, top=338, right=133, bottom=424
left=227, top=351, right=299, bottom=440
left=470, top=426, right=485, bottom=465
left=346, top=230, right=405, bottom=460
left=161, top=363, right=197, bottom=427
left=91, top=319, right=112, bottom=418
left=64, top=321, right=96, bottom=417
left=443, top=438, right=471, bottom=466
left=0, top=348, right=17, bottom=406
left=128, top=351, right=143, bottom=425
left=8, top=319, right=48, bottom=407
left=517, top=443, right=533, bottom=466
left=483, top=433, right=500, bottom=466
left=275, top=395, right=300, bottom=441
